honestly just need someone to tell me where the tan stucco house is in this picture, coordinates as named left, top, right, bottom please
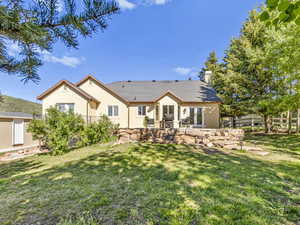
left=37, top=74, right=221, bottom=128
left=0, top=112, right=38, bottom=152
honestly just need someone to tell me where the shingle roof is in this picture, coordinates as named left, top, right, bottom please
left=106, top=80, right=222, bottom=103
left=0, top=112, right=33, bottom=119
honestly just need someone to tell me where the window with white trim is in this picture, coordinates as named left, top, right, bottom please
left=56, top=103, right=74, bottom=113
left=138, top=106, right=146, bottom=116
left=108, top=105, right=119, bottom=117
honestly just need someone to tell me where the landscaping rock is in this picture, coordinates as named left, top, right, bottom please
left=117, top=128, right=244, bottom=149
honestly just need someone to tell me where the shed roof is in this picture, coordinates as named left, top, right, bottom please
left=0, top=112, right=34, bottom=119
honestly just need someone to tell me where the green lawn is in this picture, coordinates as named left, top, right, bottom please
left=0, top=135, right=300, bottom=225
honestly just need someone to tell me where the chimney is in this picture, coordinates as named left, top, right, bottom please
left=204, top=71, right=212, bottom=84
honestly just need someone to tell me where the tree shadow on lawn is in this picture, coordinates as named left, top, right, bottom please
left=0, top=143, right=300, bottom=225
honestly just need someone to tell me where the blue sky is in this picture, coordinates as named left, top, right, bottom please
left=0, top=0, right=263, bottom=102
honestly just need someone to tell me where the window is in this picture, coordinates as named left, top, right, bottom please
left=189, top=107, right=203, bottom=126
left=56, top=103, right=74, bottom=113
left=108, top=105, right=119, bottom=117
left=138, top=106, right=146, bottom=116
left=13, top=119, right=24, bottom=145
left=163, top=105, right=174, bottom=120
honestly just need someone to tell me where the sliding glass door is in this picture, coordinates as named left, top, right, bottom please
left=189, top=107, right=203, bottom=126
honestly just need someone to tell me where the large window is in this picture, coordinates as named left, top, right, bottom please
left=163, top=105, right=174, bottom=121
left=56, top=103, right=74, bottom=113
left=138, top=106, right=146, bottom=116
left=108, top=105, right=119, bottom=117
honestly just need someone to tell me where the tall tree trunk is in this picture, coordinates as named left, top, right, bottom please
left=263, top=114, right=269, bottom=133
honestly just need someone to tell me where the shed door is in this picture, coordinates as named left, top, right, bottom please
left=13, top=119, right=24, bottom=145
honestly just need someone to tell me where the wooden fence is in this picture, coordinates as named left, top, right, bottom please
left=222, top=115, right=300, bottom=132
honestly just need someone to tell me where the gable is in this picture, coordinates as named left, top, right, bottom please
left=37, top=80, right=99, bottom=103
left=76, top=75, right=128, bottom=104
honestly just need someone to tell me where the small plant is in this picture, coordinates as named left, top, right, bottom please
left=80, top=115, right=117, bottom=146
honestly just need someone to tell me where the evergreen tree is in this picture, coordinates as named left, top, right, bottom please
left=209, top=10, right=284, bottom=132
left=0, top=0, right=119, bottom=82
left=199, top=51, right=218, bottom=81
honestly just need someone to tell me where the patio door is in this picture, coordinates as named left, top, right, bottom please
left=190, top=107, right=203, bottom=127
left=163, top=105, right=174, bottom=121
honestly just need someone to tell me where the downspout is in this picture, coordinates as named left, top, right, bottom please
left=86, top=101, right=89, bottom=123
left=127, top=105, right=130, bottom=128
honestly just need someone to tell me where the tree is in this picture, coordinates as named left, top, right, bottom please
left=208, top=10, right=284, bottom=132
left=264, top=24, right=300, bottom=133
left=0, top=0, right=119, bottom=83
left=199, top=51, right=218, bottom=81
left=261, top=0, right=300, bottom=25
left=199, top=51, right=246, bottom=125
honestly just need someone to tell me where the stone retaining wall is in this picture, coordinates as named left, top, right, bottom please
left=118, top=128, right=244, bottom=150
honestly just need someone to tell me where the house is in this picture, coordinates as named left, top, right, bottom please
left=0, top=112, right=38, bottom=153
left=37, top=74, right=221, bottom=128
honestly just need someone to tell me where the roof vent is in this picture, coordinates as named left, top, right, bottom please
left=152, top=80, right=156, bottom=82
left=127, top=80, right=131, bottom=82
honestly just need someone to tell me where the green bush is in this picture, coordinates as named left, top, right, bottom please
left=80, top=115, right=117, bottom=146
left=28, top=107, right=84, bottom=155
left=28, top=108, right=117, bottom=155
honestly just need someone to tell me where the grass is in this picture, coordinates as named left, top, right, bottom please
left=0, top=95, right=42, bottom=114
left=245, top=133, right=300, bottom=156
left=0, top=136, right=300, bottom=225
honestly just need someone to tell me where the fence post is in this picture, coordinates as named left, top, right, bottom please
left=296, top=109, right=300, bottom=133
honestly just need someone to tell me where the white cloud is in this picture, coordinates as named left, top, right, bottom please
left=6, top=41, right=83, bottom=68
left=56, top=0, right=64, bottom=12
left=174, top=67, right=198, bottom=77
left=174, top=67, right=192, bottom=75
left=152, top=0, right=171, bottom=5
left=116, top=0, right=136, bottom=10
left=42, top=53, right=84, bottom=68
left=7, top=42, right=21, bottom=57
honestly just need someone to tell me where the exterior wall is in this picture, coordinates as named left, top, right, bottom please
left=78, top=79, right=129, bottom=128
left=42, top=84, right=89, bottom=116
left=128, top=104, right=155, bottom=128
left=181, top=103, right=220, bottom=128
left=158, top=95, right=180, bottom=128
left=0, top=118, right=38, bottom=150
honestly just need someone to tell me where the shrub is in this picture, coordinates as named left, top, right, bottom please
left=28, top=107, right=84, bottom=155
left=80, top=115, right=117, bottom=146
left=28, top=108, right=117, bottom=155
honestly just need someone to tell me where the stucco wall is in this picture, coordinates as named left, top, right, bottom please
left=0, top=118, right=38, bottom=150
left=42, top=84, right=89, bottom=116
left=128, top=104, right=155, bottom=128
left=79, top=79, right=129, bottom=128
